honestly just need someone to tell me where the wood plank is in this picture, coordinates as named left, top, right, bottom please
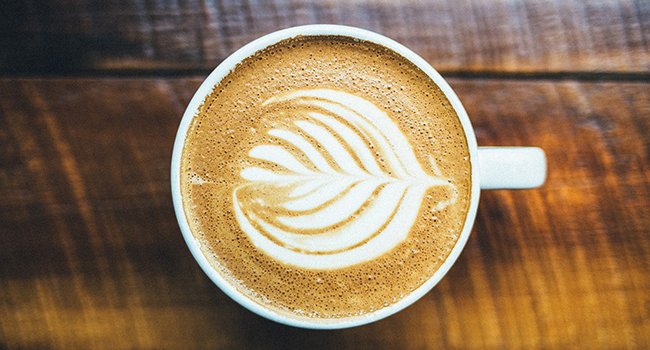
left=0, top=77, right=648, bottom=349
left=1, top=0, right=649, bottom=74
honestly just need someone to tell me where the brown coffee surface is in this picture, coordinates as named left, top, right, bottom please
left=180, top=35, right=472, bottom=321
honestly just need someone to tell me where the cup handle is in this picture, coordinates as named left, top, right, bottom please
left=478, top=147, right=547, bottom=190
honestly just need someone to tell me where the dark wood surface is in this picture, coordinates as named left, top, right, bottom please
left=2, top=0, right=649, bottom=75
left=1, top=1, right=649, bottom=349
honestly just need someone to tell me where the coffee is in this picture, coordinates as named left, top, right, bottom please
left=179, top=35, right=471, bottom=320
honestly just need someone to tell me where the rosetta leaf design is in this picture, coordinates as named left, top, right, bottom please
left=233, top=89, right=457, bottom=270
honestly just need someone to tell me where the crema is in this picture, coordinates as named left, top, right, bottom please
left=180, top=35, right=472, bottom=320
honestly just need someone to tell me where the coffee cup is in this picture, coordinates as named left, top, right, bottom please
left=171, top=24, right=546, bottom=329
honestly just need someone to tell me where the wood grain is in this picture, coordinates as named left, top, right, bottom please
left=0, top=77, right=648, bottom=349
left=2, top=0, right=649, bottom=74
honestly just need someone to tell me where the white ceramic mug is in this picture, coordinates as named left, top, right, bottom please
left=171, top=24, right=546, bottom=329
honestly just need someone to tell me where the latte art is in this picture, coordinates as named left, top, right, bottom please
left=234, top=89, right=457, bottom=269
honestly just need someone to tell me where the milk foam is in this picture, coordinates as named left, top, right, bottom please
left=233, top=89, right=456, bottom=269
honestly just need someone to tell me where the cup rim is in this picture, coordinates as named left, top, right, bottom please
left=171, top=24, right=480, bottom=329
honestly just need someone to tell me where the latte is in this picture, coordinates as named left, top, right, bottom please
left=179, top=35, right=471, bottom=320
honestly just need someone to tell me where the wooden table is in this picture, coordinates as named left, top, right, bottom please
left=1, top=1, right=649, bottom=349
